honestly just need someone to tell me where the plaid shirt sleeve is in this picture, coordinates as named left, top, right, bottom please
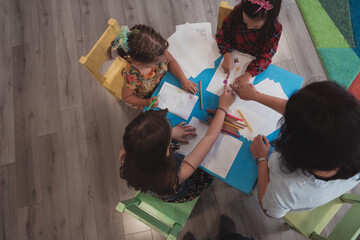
left=216, top=13, right=233, bottom=55
left=247, top=23, right=283, bottom=76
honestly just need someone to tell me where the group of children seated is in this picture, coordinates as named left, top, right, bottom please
left=113, top=0, right=360, bottom=220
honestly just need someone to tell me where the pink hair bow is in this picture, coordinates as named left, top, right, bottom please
left=237, top=0, right=274, bottom=13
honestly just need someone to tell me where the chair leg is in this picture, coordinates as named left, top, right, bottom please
left=167, top=223, right=182, bottom=240
left=310, top=232, right=327, bottom=240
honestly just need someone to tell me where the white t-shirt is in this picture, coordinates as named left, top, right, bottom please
left=262, top=152, right=360, bottom=218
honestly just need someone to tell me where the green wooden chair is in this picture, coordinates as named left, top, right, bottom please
left=116, top=191, right=199, bottom=239
left=283, top=193, right=360, bottom=240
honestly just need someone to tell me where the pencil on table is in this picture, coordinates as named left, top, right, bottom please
left=237, top=109, right=253, bottom=132
left=223, top=120, right=243, bottom=130
left=200, top=80, right=203, bottom=110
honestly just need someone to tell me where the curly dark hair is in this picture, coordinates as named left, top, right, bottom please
left=115, top=24, right=169, bottom=64
left=120, top=109, right=179, bottom=196
left=272, top=81, right=360, bottom=179
left=228, top=0, right=281, bottom=52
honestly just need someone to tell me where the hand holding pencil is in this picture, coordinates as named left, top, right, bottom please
left=146, top=95, right=159, bottom=109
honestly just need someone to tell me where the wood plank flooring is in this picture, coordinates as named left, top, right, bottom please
left=0, top=0, right=358, bottom=239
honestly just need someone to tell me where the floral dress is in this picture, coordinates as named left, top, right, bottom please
left=121, top=58, right=168, bottom=109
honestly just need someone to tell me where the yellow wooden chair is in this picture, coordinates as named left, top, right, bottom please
left=79, top=18, right=126, bottom=101
left=217, top=1, right=234, bottom=33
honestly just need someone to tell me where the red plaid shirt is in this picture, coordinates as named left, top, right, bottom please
left=216, top=14, right=282, bottom=76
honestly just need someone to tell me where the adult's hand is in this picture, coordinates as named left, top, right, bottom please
left=230, top=83, right=259, bottom=101
left=250, top=135, right=270, bottom=159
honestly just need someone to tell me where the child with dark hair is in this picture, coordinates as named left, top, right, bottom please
left=216, top=0, right=282, bottom=85
left=110, top=24, right=197, bottom=110
left=231, top=81, right=360, bottom=218
left=119, top=86, right=234, bottom=203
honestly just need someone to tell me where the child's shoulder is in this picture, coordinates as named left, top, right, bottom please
left=274, top=19, right=282, bottom=32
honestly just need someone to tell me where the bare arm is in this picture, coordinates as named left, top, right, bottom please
left=250, top=135, right=272, bottom=217
left=230, top=83, right=287, bottom=115
left=121, top=87, right=158, bottom=108
left=178, top=86, right=234, bottom=183
left=164, top=51, right=198, bottom=94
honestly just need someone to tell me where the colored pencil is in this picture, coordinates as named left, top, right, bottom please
left=199, top=119, right=240, bottom=138
left=146, top=94, right=160, bottom=111
left=224, top=120, right=243, bottom=130
left=237, top=109, right=253, bottom=132
left=227, top=113, right=244, bottom=122
left=200, top=80, right=203, bottom=110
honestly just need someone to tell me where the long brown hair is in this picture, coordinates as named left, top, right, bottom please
left=229, top=0, right=281, bottom=52
left=120, top=109, right=179, bottom=196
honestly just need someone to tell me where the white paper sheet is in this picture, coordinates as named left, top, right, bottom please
left=168, top=23, right=220, bottom=78
left=157, top=82, right=198, bottom=120
left=207, top=50, right=256, bottom=96
left=177, top=117, right=243, bottom=178
left=176, top=22, right=213, bottom=42
left=228, top=78, right=288, bottom=141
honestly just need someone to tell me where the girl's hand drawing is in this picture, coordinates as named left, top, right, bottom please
left=147, top=96, right=159, bottom=108
left=250, top=135, right=270, bottom=159
left=230, top=83, right=258, bottom=101
left=218, top=85, right=235, bottom=110
left=181, top=79, right=198, bottom=94
left=221, top=52, right=234, bottom=79
left=171, top=122, right=197, bottom=143
left=233, top=72, right=252, bottom=86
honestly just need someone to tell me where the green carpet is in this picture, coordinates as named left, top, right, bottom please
left=296, top=0, right=360, bottom=89
left=318, top=0, right=355, bottom=47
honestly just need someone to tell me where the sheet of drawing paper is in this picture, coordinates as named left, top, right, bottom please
left=168, top=25, right=216, bottom=78
left=228, top=78, right=288, bottom=141
left=157, top=82, right=198, bottom=120
left=175, top=22, right=220, bottom=68
left=176, top=22, right=213, bottom=42
left=177, top=117, right=243, bottom=178
left=207, top=51, right=256, bottom=96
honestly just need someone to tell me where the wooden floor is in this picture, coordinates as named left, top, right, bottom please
left=1, top=0, right=359, bottom=239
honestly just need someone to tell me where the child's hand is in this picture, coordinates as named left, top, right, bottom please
left=250, top=135, right=270, bottom=159
left=147, top=96, right=159, bottom=108
left=181, top=79, right=198, bottom=94
left=171, top=122, right=197, bottom=143
left=230, top=83, right=259, bottom=101
left=222, top=52, right=233, bottom=79
left=218, top=85, right=235, bottom=110
left=233, top=72, right=252, bottom=86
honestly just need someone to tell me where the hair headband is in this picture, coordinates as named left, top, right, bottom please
left=237, top=0, right=273, bottom=13
left=112, top=26, right=139, bottom=53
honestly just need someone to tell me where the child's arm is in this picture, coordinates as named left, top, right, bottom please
left=122, top=87, right=159, bottom=108
left=230, top=83, right=287, bottom=115
left=245, top=23, right=282, bottom=80
left=215, top=10, right=233, bottom=55
left=178, top=86, right=234, bottom=184
left=164, top=51, right=198, bottom=94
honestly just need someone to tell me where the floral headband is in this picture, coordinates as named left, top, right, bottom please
left=111, top=26, right=139, bottom=53
left=237, top=0, right=273, bottom=13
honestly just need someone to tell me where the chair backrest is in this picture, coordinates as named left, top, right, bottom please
left=284, top=193, right=360, bottom=240
left=79, top=18, right=126, bottom=100
left=116, top=191, right=199, bottom=240
left=217, top=1, right=234, bottom=33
